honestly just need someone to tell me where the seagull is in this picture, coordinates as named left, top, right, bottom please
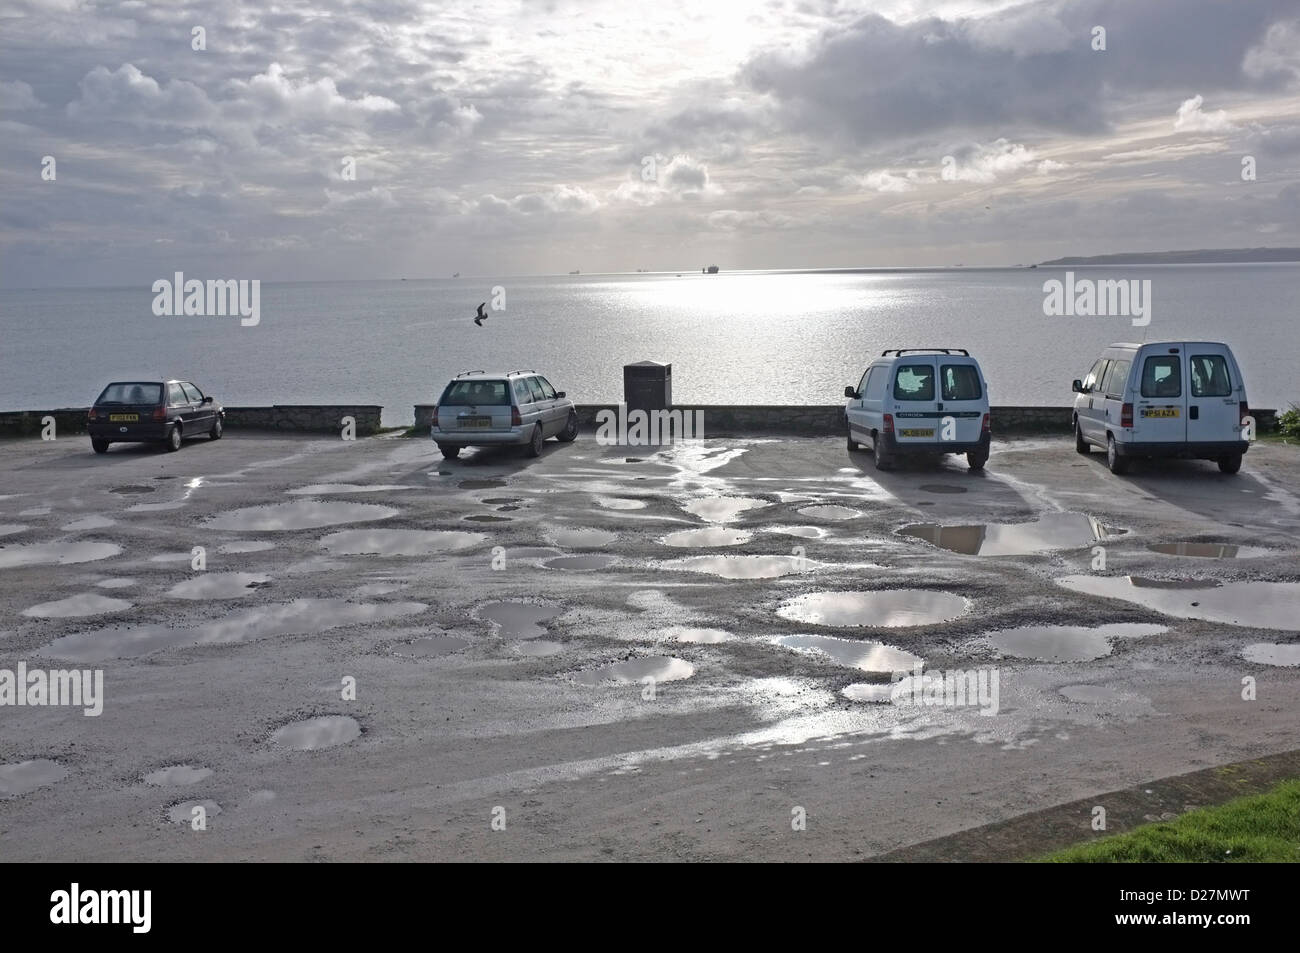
left=473, top=302, right=488, bottom=326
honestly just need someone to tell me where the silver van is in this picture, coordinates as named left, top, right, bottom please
left=1071, top=341, right=1250, bottom=474
left=432, top=370, right=578, bottom=459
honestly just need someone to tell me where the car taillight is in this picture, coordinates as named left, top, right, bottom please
left=152, top=405, right=166, bottom=421
left=87, top=408, right=97, bottom=421
left=981, top=413, right=990, bottom=433
left=511, top=406, right=522, bottom=427
left=435, top=406, right=449, bottom=429
left=882, top=413, right=894, bottom=434
left=1120, top=403, right=1133, bottom=428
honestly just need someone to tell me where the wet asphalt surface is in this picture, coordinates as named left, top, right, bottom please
left=1, top=430, right=1298, bottom=861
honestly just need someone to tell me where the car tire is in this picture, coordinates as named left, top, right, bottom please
left=1218, top=454, right=1242, bottom=475
left=1074, top=419, right=1090, bottom=454
left=1106, top=434, right=1129, bottom=474
left=527, top=425, right=544, bottom=458
left=967, top=449, right=988, bottom=471
left=437, top=443, right=461, bottom=459
left=872, top=432, right=894, bottom=471
left=209, top=417, right=223, bottom=440
left=91, top=439, right=109, bottom=454
left=165, top=424, right=182, bottom=452
left=557, top=411, right=579, bottom=442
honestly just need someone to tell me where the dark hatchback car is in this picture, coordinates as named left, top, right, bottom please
left=87, top=380, right=224, bottom=453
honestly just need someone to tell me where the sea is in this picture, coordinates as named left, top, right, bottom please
left=1, top=264, right=1294, bottom=426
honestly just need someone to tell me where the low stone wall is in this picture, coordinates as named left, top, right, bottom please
left=0, top=408, right=91, bottom=437
left=0, top=405, right=384, bottom=438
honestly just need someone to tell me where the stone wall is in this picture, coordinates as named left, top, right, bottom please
left=0, top=405, right=384, bottom=438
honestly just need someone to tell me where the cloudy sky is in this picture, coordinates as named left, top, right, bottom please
left=2, top=0, right=1298, bottom=286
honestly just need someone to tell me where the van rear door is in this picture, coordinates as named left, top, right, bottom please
left=891, top=358, right=940, bottom=447
left=937, top=360, right=985, bottom=445
left=1185, top=344, right=1243, bottom=444
left=1132, top=347, right=1186, bottom=443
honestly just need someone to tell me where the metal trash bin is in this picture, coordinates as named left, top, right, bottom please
left=623, top=361, right=672, bottom=413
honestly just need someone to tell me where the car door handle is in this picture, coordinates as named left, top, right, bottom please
left=1189, top=406, right=1199, bottom=420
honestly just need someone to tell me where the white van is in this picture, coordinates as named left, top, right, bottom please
left=1071, top=341, right=1250, bottom=475
left=844, top=349, right=991, bottom=471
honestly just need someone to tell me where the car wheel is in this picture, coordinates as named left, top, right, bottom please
left=872, top=432, right=894, bottom=471
left=967, top=449, right=988, bottom=471
left=526, top=425, right=544, bottom=458
left=1074, top=419, right=1090, bottom=454
left=437, top=443, right=461, bottom=459
left=209, top=417, right=223, bottom=440
left=1218, top=454, right=1242, bottom=475
left=1106, top=434, right=1128, bottom=474
left=557, top=411, right=579, bottom=442
left=91, top=438, right=109, bottom=454
left=165, top=424, right=182, bottom=452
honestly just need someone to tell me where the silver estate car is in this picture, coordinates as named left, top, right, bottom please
left=431, top=370, right=578, bottom=459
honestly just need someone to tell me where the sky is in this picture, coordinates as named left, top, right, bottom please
left=1, top=0, right=1299, bottom=287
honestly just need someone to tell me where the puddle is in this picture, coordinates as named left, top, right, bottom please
left=659, top=554, right=817, bottom=579
left=765, top=525, right=828, bottom=540
left=96, top=577, right=136, bottom=589
left=110, top=485, right=155, bottom=495
left=899, top=513, right=1122, bottom=556
left=919, top=485, right=968, bottom=494
left=497, top=505, right=520, bottom=512
left=271, top=715, right=362, bottom=750
left=987, top=623, right=1165, bottom=662
left=0, top=524, right=29, bottom=537
left=1241, top=643, right=1300, bottom=667
left=545, top=555, right=616, bottom=571
left=595, top=496, right=647, bottom=510
left=574, top=656, right=695, bottom=685
left=0, top=541, right=122, bottom=569
left=683, top=497, right=767, bottom=522
left=797, top=504, right=863, bottom=521
left=204, top=501, right=398, bottom=531
left=319, top=529, right=487, bottom=556
left=167, top=800, right=222, bottom=824
left=217, top=540, right=276, bottom=554
left=287, top=484, right=417, bottom=494
left=660, top=626, right=733, bottom=643
left=60, top=515, right=116, bottom=531
left=482, top=497, right=523, bottom=505
left=777, top=589, right=970, bottom=627
left=394, top=636, right=469, bottom=657
left=459, top=479, right=506, bottom=490
left=0, top=759, right=69, bottom=798
left=22, top=593, right=133, bottom=618
left=841, top=683, right=896, bottom=703
left=45, top=598, right=428, bottom=661
left=19, top=506, right=51, bottom=516
left=1060, top=684, right=1124, bottom=704
left=1149, top=543, right=1271, bottom=559
left=144, top=765, right=213, bottom=786
left=463, top=514, right=511, bottom=522
left=477, top=602, right=561, bottom=639
left=548, top=528, right=618, bottom=547
left=1057, top=576, right=1300, bottom=631
left=661, top=527, right=753, bottom=548
left=149, top=552, right=194, bottom=563
left=167, top=572, right=271, bottom=599
left=776, top=634, right=922, bottom=672
left=517, top=640, right=563, bottom=657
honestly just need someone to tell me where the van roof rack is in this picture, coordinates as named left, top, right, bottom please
left=880, top=348, right=970, bottom=356
left=507, top=369, right=536, bottom=376
left=455, top=370, right=486, bottom=378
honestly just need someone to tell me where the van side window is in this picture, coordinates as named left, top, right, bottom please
left=1102, top=360, right=1130, bottom=398
left=940, top=365, right=981, bottom=401
left=1141, top=356, right=1181, bottom=398
left=536, top=377, right=558, bottom=399
left=893, top=365, right=935, bottom=401
left=1190, top=355, right=1232, bottom=397
left=856, top=370, right=871, bottom=396
left=1081, top=360, right=1104, bottom=392
left=168, top=383, right=188, bottom=406
left=513, top=379, right=531, bottom=404
left=526, top=377, right=547, bottom=402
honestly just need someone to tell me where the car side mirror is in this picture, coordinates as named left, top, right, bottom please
left=202, top=396, right=213, bottom=404
left=844, top=386, right=858, bottom=399
left=1071, top=379, right=1083, bottom=393
left=555, top=391, right=566, bottom=399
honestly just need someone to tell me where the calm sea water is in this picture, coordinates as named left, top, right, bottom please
left=2, top=265, right=1294, bottom=425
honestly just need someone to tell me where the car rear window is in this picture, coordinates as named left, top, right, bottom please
left=1190, top=355, right=1232, bottom=397
left=1140, top=356, right=1180, bottom=398
left=440, top=379, right=511, bottom=405
left=893, top=365, right=935, bottom=401
left=940, top=364, right=981, bottom=401
left=97, top=383, right=162, bottom=405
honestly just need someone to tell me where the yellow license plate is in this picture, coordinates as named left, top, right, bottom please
left=1141, top=408, right=1180, bottom=418
left=900, top=428, right=935, bottom=438
left=460, top=417, right=491, bottom=428
left=108, top=414, right=138, bottom=422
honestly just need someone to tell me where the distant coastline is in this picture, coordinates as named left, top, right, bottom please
left=1039, top=247, right=1300, bottom=266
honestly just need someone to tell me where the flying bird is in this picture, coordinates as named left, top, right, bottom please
left=473, top=302, right=488, bottom=326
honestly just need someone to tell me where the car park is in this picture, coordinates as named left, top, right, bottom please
left=1071, top=341, right=1250, bottom=474
left=431, top=369, right=578, bottom=459
left=844, top=349, right=991, bottom=471
left=87, top=379, right=224, bottom=453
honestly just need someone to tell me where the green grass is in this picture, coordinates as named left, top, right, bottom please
left=1039, top=779, right=1300, bottom=862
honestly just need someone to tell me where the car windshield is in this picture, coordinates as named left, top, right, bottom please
left=440, top=379, right=511, bottom=405
left=97, top=382, right=162, bottom=405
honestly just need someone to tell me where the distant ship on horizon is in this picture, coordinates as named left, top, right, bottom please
left=704, top=264, right=719, bottom=274
left=569, top=269, right=580, bottom=274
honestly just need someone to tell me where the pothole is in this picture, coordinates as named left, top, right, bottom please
left=0, top=542, right=122, bottom=569
left=287, top=484, right=417, bottom=494
left=1241, top=643, right=1300, bottom=667
left=574, top=656, right=695, bottom=685
left=167, top=800, right=222, bottom=824
left=765, top=525, right=828, bottom=539
left=660, top=527, right=753, bottom=548
left=899, top=513, right=1123, bottom=556
left=60, top=515, right=116, bottom=531
left=320, top=529, right=486, bottom=556
left=166, top=572, right=271, bottom=599
left=545, top=555, right=616, bottom=571
left=659, top=626, right=733, bottom=643
left=1149, top=543, right=1271, bottom=558
left=517, top=640, right=564, bottom=657
left=476, top=602, right=561, bottom=639
left=144, top=765, right=213, bottom=786
left=463, top=514, right=512, bottom=523
left=659, top=554, right=817, bottom=579
left=459, top=479, right=507, bottom=490
left=547, top=528, right=618, bottom=547
left=776, top=634, right=922, bottom=672
left=0, top=759, right=69, bottom=798
left=986, top=623, right=1165, bottom=662
left=777, top=590, right=970, bottom=627
left=204, top=501, right=398, bottom=531
left=21, top=593, right=133, bottom=618
left=684, top=497, right=767, bottom=522
left=216, top=540, right=276, bottom=554
left=842, top=683, right=897, bottom=704
left=594, top=496, right=647, bottom=510
left=271, top=715, right=361, bottom=750
left=797, top=504, right=863, bottom=521
left=96, top=577, right=135, bottom=589
left=1057, top=576, right=1300, bottom=631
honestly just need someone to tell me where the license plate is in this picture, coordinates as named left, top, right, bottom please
left=108, top=414, right=138, bottom=422
left=1141, top=408, right=1180, bottom=418
left=900, top=428, right=935, bottom=438
left=460, top=416, right=491, bottom=428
